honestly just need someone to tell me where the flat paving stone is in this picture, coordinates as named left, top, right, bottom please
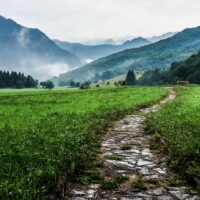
left=66, top=92, right=200, bottom=200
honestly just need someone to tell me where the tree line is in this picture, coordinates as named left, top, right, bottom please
left=0, top=70, right=38, bottom=88
left=137, top=52, right=200, bottom=85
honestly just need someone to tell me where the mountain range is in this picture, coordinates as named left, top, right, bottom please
left=147, top=32, right=176, bottom=43
left=0, top=16, right=84, bottom=80
left=54, top=37, right=151, bottom=61
left=57, top=26, right=200, bottom=82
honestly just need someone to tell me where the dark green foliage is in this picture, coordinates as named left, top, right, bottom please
left=125, top=70, right=136, bottom=86
left=40, top=80, right=55, bottom=89
left=115, top=175, right=129, bottom=184
left=101, top=180, right=118, bottom=190
left=0, top=70, right=37, bottom=88
left=80, top=81, right=91, bottom=89
left=16, top=80, right=25, bottom=89
left=137, top=68, right=168, bottom=85
left=168, top=52, right=200, bottom=84
left=69, top=80, right=76, bottom=87
left=167, top=179, right=181, bottom=187
left=80, top=171, right=101, bottom=185
left=132, top=180, right=147, bottom=191
left=138, top=52, right=200, bottom=85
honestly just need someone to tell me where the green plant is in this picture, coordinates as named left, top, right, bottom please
left=132, top=180, right=147, bottom=191
left=106, top=155, right=121, bottom=160
left=115, top=175, right=129, bottom=184
left=101, top=180, right=118, bottom=190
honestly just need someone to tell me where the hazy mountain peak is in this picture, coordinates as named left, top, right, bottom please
left=57, top=26, right=200, bottom=82
left=148, top=32, right=177, bottom=43
left=123, top=37, right=150, bottom=46
left=0, top=16, right=83, bottom=80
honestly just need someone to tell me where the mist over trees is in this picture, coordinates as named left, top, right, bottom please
left=0, top=70, right=38, bottom=88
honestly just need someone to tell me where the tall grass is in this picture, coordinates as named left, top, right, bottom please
left=0, top=87, right=167, bottom=199
left=147, top=86, right=200, bottom=185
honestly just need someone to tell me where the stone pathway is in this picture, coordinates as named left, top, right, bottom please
left=66, top=92, right=199, bottom=200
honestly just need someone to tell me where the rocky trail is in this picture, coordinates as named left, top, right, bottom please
left=66, top=91, right=199, bottom=200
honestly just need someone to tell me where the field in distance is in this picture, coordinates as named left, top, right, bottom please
left=0, top=87, right=167, bottom=199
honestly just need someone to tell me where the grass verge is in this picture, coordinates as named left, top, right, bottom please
left=146, top=86, right=200, bottom=188
left=0, top=87, right=167, bottom=199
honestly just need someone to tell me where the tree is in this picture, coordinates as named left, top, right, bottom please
left=40, top=80, right=55, bottom=89
left=75, top=82, right=80, bottom=88
left=0, top=70, right=37, bottom=88
left=101, top=71, right=113, bottom=80
left=69, top=80, right=75, bottom=87
left=40, top=82, right=46, bottom=88
left=125, top=70, right=136, bottom=86
left=45, top=80, right=55, bottom=89
left=188, top=71, right=200, bottom=84
left=26, top=75, right=36, bottom=88
left=80, top=81, right=90, bottom=89
left=16, top=80, right=25, bottom=89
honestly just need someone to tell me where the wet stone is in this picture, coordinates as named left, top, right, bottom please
left=66, top=93, right=199, bottom=200
left=157, top=195, right=173, bottom=200
left=137, top=159, right=155, bottom=167
left=147, top=188, right=165, bottom=196
left=70, top=189, right=85, bottom=197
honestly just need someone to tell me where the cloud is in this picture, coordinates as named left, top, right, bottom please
left=1, top=0, right=200, bottom=42
left=17, top=28, right=30, bottom=47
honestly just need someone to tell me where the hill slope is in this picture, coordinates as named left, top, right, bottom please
left=168, top=51, right=200, bottom=84
left=148, top=32, right=176, bottom=43
left=57, top=26, right=200, bottom=82
left=54, top=37, right=151, bottom=61
left=0, top=16, right=83, bottom=80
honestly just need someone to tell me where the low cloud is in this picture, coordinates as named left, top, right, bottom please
left=17, top=28, right=30, bottom=47
left=1, top=0, right=200, bottom=42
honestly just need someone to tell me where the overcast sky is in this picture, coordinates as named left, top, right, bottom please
left=1, top=0, right=200, bottom=42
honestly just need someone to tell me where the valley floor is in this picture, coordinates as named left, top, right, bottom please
left=0, top=87, right=167, bottom=200
left=0, top=86, right=199, bottom=199
left=66, top=90, right=200, bottom=200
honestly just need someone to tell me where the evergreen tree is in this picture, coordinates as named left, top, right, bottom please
left=125, top=70, right=136, bottom=86
left=0, top=70, right=37, bottom=88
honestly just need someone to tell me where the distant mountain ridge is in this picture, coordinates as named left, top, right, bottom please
left=57, top=26, right=200, bottom=82
left=148, top=32, right=176, bottom=43
left=54, top=37, right=151, bottom=61
left=0, top=16, right=84, bottom=80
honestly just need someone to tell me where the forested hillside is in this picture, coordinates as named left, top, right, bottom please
left=54, top=37, right=150, bottom=61
left=57, top=26, right=200, bottom=82
left=138, top=52, right=200, bottom=85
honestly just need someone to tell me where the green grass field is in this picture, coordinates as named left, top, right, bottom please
left=147, top=86, right=200, bottom=184
left=0, top=87, right=167, bottom=199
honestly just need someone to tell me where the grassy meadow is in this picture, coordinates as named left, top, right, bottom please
left=147, top=86, right=200, bottom=184
left=0, top=87, right=167, bottom=199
